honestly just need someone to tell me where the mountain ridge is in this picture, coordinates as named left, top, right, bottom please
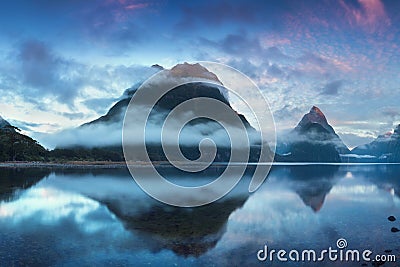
left=1, top=63, right=399, bottom=163
left=350, top=124, right=400, bottom=162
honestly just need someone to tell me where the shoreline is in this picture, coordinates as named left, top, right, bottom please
left=0, top=161, right=398, bottom=169
left=0, top=161, right=128, bottom=169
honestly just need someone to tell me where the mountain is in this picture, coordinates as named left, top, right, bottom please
left=287, top=165, right=339, bottom=212
left=57, top=63, right=266, bottom=162
left=82, top=63, right=225, bottom=128
left=0, top=115, right=48, bottom=161
left=0, top=115, right=12, bottom=128
left=102, top=195, right=248, bottom=257
left=277, top=106, right=349, bottom=162
left=351, top=124, right=400, bottom=162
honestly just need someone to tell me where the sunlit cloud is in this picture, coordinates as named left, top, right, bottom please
left=340, top=0, right=391, bottom=33
left=125, top=3, right=148, bottom=10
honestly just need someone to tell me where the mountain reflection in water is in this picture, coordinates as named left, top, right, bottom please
left=0, top=164, right=399, bottom=266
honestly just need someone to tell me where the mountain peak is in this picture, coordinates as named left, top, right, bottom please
left=170, top=62, right=222, bottom=85
left=310, top=106, right=326, bottom=119
left=297, top=106, right=329, bottom=130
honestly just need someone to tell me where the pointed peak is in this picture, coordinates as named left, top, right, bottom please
left=296, top=106, right=332, bottom=133
left=310, top=106, right=326, bottom=118
left=169, top=62, right=222, bottom=85
left=304, top=106, right=328, bottom=123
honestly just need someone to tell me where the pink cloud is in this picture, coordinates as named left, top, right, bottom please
left=125, top=3, right=148, bottom=10
left=260, top=34, right=291, bottom=48
left=340, top=0, right=391, bottom=33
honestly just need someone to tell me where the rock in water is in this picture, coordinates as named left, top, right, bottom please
left=390, top=227, right=399, bottom=233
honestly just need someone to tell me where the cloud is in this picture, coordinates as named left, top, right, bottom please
left=267, top=64, right=285, bottom=78
left=199, top=32, right=263, bottom=58
left=224, top=59, right=260, bottom=80
left=274, top=104, right=302, bottom=123
left=18, top=40, right=83, bottom=104
left=376, top=106, right=400, bottom=128
left=175, top=0, right=300, bottom=32
left=40, top=107, right=255, bottom=151
left=298, top=52, right=328, bottom=67
left=37, top=122, right=123, bottom=149
left=338, top=132, right=375, bottom=149
left=380, top=106, right=400, bottom=119
left=339, top=0, right=391, bottom=33
left=58, top=112, right=87, bottom=120
left=76, top=0, right=152, bottom=50
left=82, top=97, right=119, bottom=114
left=199, top=32, right=292, bottom=66
left=8, top=119, right=59, bottom=132
left=290, top=52, right=351, bottom=81
left=176, top=1, right=261, bottom=30
left=321, top=80, right=344, bottom=95
left=124, top=3, right=148, bottom=10
left=6, top=40, right=159, bottom=109
left=0, top=40, right=161, bottom=137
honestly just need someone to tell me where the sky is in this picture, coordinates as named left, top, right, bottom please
left=0, top=0, right=399, bottom=149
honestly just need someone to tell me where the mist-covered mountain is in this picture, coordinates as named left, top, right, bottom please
left=349, top=124, right=400, bottom=162
left=276, top=106, right=350, bottom=162
left=3, top=61, right=399, bottom=163
left=0, top=116, right=47, bottom=161
left=82, top=63, right=225, bottom=128
left=56, top=63, right=265, bottom=162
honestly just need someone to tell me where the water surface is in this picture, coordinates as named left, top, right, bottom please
left=0, top=165, right=399, bottom=266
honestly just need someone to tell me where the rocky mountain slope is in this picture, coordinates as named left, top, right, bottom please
left=276, top=106, right=350, bottom=162
left=350, top=124, right=400, bottom=162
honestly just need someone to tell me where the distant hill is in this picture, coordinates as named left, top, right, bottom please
left=349, top=124, right=400, bottom=162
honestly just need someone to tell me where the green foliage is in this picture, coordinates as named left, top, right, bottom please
left=0, top=126, right=47, bottom=161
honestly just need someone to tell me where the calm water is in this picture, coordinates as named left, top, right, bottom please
left=0, top=165, right=399, bottom=266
